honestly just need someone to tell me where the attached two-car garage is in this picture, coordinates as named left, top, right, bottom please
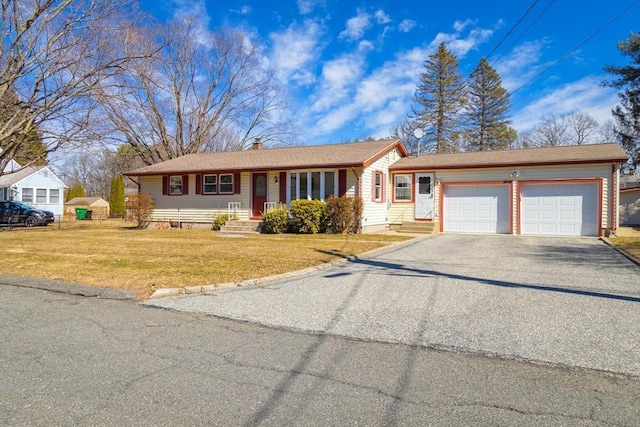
left=442, top=181, right=600, bottom=236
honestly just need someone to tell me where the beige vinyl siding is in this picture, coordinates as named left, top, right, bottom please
left=361, top=148, right=402, bottom=231
left=390, top=163, right=614, bottom=233
left=139, top=173, right=251, bottom=223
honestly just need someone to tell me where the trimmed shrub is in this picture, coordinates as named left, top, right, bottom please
left=325, top=196, right=364, bottom=234
left=289, top=199, right=326, bottom=234
left=211, top=212, right=238, bottom=231
left=261, top=205, right=289, bottom=234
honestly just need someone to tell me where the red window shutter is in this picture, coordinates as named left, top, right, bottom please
left=279, top=172, right=287, bottom=203
left=381, top=173, right=386, bottom=203
left=182, top=175, right=189, bottom=195
left=195, top=174, right=202, bottom=195
left=234, top=173, right=241, bottom=194
left=162, top=176, right=168, bottom=195
left=338, top=169, right=347, bottom=196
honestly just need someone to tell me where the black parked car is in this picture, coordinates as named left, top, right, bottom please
left=0, top=201, right=55, bottom=227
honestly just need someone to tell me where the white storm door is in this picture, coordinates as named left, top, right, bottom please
left=415, top=173, right=435, bottom=219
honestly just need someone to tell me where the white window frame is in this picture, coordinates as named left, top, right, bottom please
left=50, top=189, right=60, bottom=204
left=36, top=188, right=47, bottom=204
left=22, top=187, right=34, bottom=203
left=169, top=176, right=183, bottom=195
left=219, top=174, right=234, bottom=194
left=203, top=174, right=217, bottom=194
left=286, top=170, right=338, bottom=203
left=394, top=174, right=412, bottom=202
left=373, top=171, right=383, bottom=202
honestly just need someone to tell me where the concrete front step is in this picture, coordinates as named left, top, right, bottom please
left=398, top=222, right=436, bottom=234
left=219, top=220, right=262, bottom=233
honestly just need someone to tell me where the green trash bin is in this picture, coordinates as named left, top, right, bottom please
left=75, top=207, right=87, bottom=220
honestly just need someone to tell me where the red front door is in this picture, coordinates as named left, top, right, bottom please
left=252, top=173, right=267, bottom=218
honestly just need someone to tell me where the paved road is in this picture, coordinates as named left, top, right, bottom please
left=147, top=234, right=640, bottom=376
left=2, top=284, right=639, bottom=426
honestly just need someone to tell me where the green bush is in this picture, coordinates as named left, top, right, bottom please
left=211, top=212, right=238, bottom=231
left=289, top=199, right=326, bottom=234
left=261, top=205, right=289, bottom=234
left=325, top=196, right=364, bottom=234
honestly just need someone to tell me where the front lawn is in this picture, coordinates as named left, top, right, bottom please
left=0, top=220, right=413, bottom=297
left=608, top=236, right=640, bottom=260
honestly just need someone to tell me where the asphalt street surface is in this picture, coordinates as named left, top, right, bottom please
left=147, top=234, right=640, bottom=377
left=2, top=284, right=639, bottom=426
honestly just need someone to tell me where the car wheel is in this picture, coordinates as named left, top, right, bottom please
left=24, top=216, right=38, bottom=227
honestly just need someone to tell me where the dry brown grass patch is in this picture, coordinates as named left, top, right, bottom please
left=0, top=219, right=413, bottom=297
left=608, top=236, right=640, bottom=260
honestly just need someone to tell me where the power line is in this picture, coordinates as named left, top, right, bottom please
left=511, top=0, right=640, bottom=96
left=485, top=0, right=540, bottom=60
left=491, top=0, right=556, bottom=66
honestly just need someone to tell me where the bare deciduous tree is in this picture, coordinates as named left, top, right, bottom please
left=0, top=0, right=148, bottom=175
left=95, top=15, right=295, bottom=166
left=566, top=112, right=599, bottom=145
left=527, top=113, right=569, bottom=147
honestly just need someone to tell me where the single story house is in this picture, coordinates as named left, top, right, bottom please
left=0, top=165, right=66, bottom=217
left=64, top=197, right=110, bottom=219
left=125, top=140, right=628, bottom=237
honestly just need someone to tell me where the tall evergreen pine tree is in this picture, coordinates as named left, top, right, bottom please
left=604, top=32, right=640, bottom=168
left=109, top=175, right=126, bottom=218
left=411, top=42, right=466, bottom=154
left=465, top=57, right=516, bottom=151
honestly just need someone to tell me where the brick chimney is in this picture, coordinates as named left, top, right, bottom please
left=252, top=138, right=263, bottom=150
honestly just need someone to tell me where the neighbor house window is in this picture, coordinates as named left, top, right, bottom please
left=169, top=176, right=183, bottom=195
left=50, top=189, right=60, bottom=204
left=203, top=175, right=217, bottom=194
left=36, top=188, right=47, bottom=203
left=219, top=174, right=233, bottom=194
left=373, top=171, right=383, bottom=202
left=394, top=174, right=412, bottom=201
left=22, top=188, right=33, bottom=203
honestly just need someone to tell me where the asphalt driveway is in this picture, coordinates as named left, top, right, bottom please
left=145, top=234, right=640, bottom=376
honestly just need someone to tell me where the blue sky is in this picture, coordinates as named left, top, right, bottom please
left=138, top=0, right=639, bottom=144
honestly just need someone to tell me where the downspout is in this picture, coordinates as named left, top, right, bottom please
left=612, top=163, right=618, bottom=236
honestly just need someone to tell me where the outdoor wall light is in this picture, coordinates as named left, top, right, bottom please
left=511, top=170, right=520, bottom=177
left=274, top=175, right=279, bottom=183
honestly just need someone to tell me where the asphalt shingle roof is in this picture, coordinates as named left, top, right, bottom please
left=0, top=166, right=43, bottom=186
left=390, top=143, right=628, bottom=170
left=126, top=140, right=406, bottom=176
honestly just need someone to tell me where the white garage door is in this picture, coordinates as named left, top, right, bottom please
left=520, top=183, right=598, bottom=236
left=443, top=185, right=510, bottom=233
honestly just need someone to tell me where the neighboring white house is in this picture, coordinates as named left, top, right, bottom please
left=0, top=162, right=67, bottom=217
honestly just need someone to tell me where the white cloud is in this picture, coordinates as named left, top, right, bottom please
left=494, top=39, right=551, bottom=91
left=453, top=19, right=476, bottom=32
left=511, top=76, right=618, bottom=131
left=398, top=19, right=416, bottom=33
left=429, top=26, right=493, bottom=57
left=310, top=54, right=366, bottom=113
left=230, top=5, right=252, bottom=15
left=270, top=20, right=325, bottom=85
left=297, top=0, right=325, bottom=14
left=375, top=9, right=391, bottom=24
left=339, top=9, right=371, bottom=42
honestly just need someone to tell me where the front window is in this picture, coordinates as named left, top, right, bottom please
left=50, top=189, right=60, bottom=204
left=219, top=174, right=233, bottom=194
left=169, top=176, right=183, bottom=195
left=22, top=188, right=33, bottom=203
left=394, top=175, right=412, bottom=201
left=203, top=175, right=217, bottom=194
left=287, top=170, right=338, bottom=202
left=36, top=188, right=47, bottom=203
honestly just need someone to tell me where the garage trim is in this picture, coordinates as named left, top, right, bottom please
left=516, top=178, right=603, bottom=236
left=439, top=181, right=514, bottom=234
